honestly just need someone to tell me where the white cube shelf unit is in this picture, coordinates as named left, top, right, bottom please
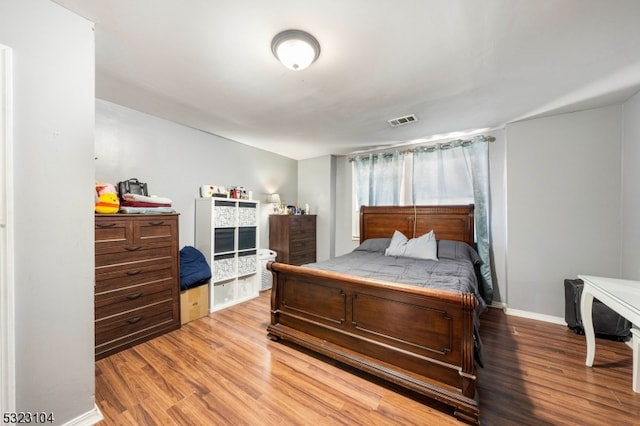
left=195, top=198, right=260, bottom=312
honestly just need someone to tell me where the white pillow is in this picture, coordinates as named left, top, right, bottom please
left=384, top=230, right=438, bottom=261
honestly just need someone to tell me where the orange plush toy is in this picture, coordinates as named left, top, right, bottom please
left=95, top=182, right=120, bottom=214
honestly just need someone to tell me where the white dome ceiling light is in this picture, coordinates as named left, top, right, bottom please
left=271, top=30, right=321, bottom=71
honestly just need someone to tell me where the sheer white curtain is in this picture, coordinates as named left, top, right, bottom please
left=412, top=137, right=493, bottom=302
left=352, top=136, right=494, bottom=303
left=353, top=151, right=404, bottom=207
left=412, top=141, right=474, bottom=205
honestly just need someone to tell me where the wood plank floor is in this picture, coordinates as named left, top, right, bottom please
left=95, top=290, right=639, bottom=425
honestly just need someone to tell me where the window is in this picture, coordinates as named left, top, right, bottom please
left=351, top=148, right=475, bottom=238
left=350, top=136, right=494, bottom=304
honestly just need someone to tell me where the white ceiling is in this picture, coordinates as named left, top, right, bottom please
left=53, top=0, right=640, bottom=160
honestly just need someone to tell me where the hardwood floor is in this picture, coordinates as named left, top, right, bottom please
left=95, top=290, right=639, bottom=425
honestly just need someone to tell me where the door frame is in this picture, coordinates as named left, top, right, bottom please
left=0, top=43, right=15, bottom=414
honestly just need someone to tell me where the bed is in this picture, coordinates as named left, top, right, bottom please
left=266, top=205, right=484, bottom=424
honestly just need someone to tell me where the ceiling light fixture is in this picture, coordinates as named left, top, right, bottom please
left=271, top=29, right=321, bottom=71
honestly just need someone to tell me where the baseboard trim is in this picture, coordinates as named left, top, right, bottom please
left=61, top=404, right=103, bottom=426
left=490, top=301, right=506, bottom=310
left=502, top=306, right=566, bottom=325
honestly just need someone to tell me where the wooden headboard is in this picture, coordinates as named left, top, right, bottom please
left=359, top=205, right=475, bottom=247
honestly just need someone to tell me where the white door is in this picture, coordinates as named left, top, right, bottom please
left=0, top=43, right=15, bottom=414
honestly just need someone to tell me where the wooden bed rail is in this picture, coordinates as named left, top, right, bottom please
left=267, top=261, right=480, bottom=424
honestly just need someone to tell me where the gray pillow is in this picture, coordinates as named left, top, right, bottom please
left=354, top=238, right=391, bottom=253
left=384, top=230, right=438, bottom=261
left=437, top=239, right=482, bottom=265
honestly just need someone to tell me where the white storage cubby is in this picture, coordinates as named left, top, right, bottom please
left=195, top=198, right=260, bottom=312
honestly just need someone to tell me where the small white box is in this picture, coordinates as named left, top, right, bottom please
left=238, top=207, right=257, bottom=226
left=214, top=206, right=237, bottom=227
left=213, top=257, right=236, bottom=281
left=237, top=254, right=257, bottom=276
left=213, top=281, right=234, bottom=307
left=237, top=275, right=256, bottom=299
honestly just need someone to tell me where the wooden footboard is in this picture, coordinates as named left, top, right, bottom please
left=266, top=261, right=479, bottom=424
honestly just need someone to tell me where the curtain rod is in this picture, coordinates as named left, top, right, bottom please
left=348, top=135, right=495, bottom=162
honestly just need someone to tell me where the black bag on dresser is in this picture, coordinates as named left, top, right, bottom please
left=117, top=178, right=148, bottom=200
left=564, top=278, right=632, bottom=341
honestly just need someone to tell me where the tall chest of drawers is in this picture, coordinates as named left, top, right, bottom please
left=94, top=213, right=181, bottom=360
left=269, top=215, right=317, bottom=265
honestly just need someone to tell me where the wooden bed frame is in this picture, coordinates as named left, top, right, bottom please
left=266, top=205, right=480, bottom=424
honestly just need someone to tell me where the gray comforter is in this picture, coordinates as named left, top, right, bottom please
left=306, top=250, right=479, bottom=295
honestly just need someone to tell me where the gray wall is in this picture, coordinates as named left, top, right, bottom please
left=331, top=106, right=629, bottom=321
left=331, top=129, right=508, bottom=306
left=621, top=90, right=640, bottom=279
left=334, top=155, right=357, bottom=257
left=298, top=155, right=335, bottom=262
left=506, top=105, right=623, bottom=318
left=95, top=100, right=298, bottom=250
left=0, top=0, right=97, bottom=423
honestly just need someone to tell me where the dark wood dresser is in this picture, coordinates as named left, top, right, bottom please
left=94, top=213, right=181, bottom=360
left=269, top=215, right=316, bottom=265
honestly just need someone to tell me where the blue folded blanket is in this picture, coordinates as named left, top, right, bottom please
left=179, top=246, right=212, bottom=290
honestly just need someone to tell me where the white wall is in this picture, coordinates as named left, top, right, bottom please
left=298, top=155, right=335, bottom=261
left=0, top=0, right=98, bottom=423
left=94, top=100, right=298, bottom=250
left=506, top=105, right=622, bottom=318
left=621, top=90, right=640, bottom=279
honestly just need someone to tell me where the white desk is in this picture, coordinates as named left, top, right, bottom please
left=578, top=275, right=640, bottom=392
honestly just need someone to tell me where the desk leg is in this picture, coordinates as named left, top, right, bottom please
left=632, top=328, right=639, bottom=393
left=580, top=288, right=595, bottom=367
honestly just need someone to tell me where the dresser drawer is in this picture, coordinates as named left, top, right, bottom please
left=289, top=217, right=316, bottom=232
left=95, top=299, right=176, bottom=346
left=95, top=215, right=177, bottom=253
left=95, top=219, right=133, bottom=250
left=95, top=280, right=174, bottom=319
left=135, top=218, right=177, bottom=245
left=290, top=239, right=315, bottom=253
left=290, top=231, right=314, bottom=243
left=95, top=258, right=174, bottom=293
left=94, top=313, right=179, bottom=359
left=95, top=245, right=174, bottom=268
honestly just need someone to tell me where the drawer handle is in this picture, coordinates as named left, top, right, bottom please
left=126, top=270, right=142, bottom=276
left=127, top=316, right=143, bottom=324
left=126, top=292, right=143, bottom=300
left=124, top=246, right=142, bottom=251
left=148, top=221, right=164, bottom=226
left=96, top=222, right=116, bottom=228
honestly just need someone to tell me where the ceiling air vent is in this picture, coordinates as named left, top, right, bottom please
left=387, top=114, right=418, bottom=127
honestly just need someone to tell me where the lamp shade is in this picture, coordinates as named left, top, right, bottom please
left=267, top=193, right=281, bottom=204
left=271, top=30, right=320, bottom=71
